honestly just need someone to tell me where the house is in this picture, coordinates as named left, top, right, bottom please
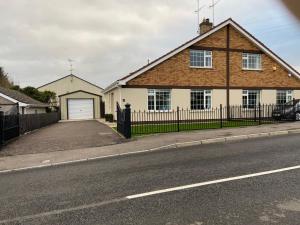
left=0, top=87, right=49, bottom=115
left=38, top=74, right=104, bottom=120
left=104, top=18, right=300, bottom=118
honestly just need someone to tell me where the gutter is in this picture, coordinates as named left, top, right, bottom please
left=103, top=80, right=123, bottom=94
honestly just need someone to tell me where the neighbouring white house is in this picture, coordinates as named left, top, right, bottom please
left=0, top=87, right=49, bottom=115
left=38, top=74, right=104, bottom=120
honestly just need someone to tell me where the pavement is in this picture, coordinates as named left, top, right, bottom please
left=1, top=122, right=300, bottom=172
left=0, top=120, right=123, bottom=157
left=0, top=134, right=300, bottom=224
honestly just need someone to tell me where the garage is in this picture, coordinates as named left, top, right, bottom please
left=59, top=90, right=102, bottom=120
left=68, top=99, right=94, bottom=120
left=38, top=74, right=104, bottom=121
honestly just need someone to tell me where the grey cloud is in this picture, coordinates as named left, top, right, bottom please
left=0, top=0, right=299, bottom=88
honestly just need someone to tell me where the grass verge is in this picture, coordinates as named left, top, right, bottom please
left=113, top=120, right=274, bottom=137
left=130, top=120, right=274, bottom=136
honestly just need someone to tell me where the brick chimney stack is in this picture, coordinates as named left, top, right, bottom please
left=199, top=18, right=213, bottom=35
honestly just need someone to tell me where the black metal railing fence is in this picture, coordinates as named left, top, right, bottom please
left=129, top=104, right=295, bottom=136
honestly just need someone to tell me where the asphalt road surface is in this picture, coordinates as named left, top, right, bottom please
left=1, top=134, right=300, bottom=225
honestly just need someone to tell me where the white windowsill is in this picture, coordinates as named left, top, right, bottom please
left=148, top=110, right=172, bottom=113
left=190, top=109, right=213, bottom=112
left=190, top=66, right=213, bottom=69
left=242, top=68, right=263, bottom=71
left=241, top=108, right=260, bottom=111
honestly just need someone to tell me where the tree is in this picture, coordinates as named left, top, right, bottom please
left=0, top=67, right=13, bottom=88
left=12, top=86, right=56, bottom=104
left=39, top=90, right=56, bottom=103
left=0, top=68, right=56, bottom=104
left=22, top=86, right=56, bottom=103
left=11, top=85, right=21, bottom=92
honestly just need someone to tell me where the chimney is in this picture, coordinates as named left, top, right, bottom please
left=199, top=18, right=213, bottom=35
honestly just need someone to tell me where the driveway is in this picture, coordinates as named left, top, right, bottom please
left=0, top=120, right=123, bottom=157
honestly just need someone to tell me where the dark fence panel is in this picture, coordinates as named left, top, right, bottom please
left=0, top=112, right=59, bottom=146
left=19, top=112, right=60, bottom=135
left=0, top=113, right=19, bottom=144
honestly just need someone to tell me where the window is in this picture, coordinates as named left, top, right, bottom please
left=242, top=90, right=261, bottom=109
left=191, top=90, right=212, bottom=110
left=276, top=90, right=293, bottom=105
left=148, top=89, right=171, bottom=111
left=242, top=53, right=262, bottom=70
left=190, top=50, right=212, bottom=68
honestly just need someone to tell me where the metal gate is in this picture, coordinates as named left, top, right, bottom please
left=0, top=103, right=20, bottom=145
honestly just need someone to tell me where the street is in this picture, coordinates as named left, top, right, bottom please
left=1, top=134, right=300, bottom=225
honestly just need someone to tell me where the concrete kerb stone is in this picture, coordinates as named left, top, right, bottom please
left=175, top=141, right=202, bottom=148
left=287, top=129, right=300, bottom=134
left=247, top=132, right=270, bottom=139
left=201, top=137, right=226, bottom=144
left=269, top=130, right=289, bottom=136
left=225, top=135, right=249, bottom=142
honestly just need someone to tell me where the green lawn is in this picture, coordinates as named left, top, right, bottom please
left=130, top=120, right=272, bottom=136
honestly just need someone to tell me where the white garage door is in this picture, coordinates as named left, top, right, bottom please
left=68, top=99, right=94, bottom=120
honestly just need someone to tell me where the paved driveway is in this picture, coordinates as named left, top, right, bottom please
left=0, top=120, right=123, bottom=157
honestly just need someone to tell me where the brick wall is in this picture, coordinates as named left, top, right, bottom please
left=127, top=25, right=300, bottom=88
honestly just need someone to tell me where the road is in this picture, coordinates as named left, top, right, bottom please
left=0, top=134, right=300, bottom=225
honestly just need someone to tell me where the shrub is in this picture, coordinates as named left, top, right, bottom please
left=105, top=114, right=114, bottom=122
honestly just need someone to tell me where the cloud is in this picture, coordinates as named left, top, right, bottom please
left=0, top=0, right=300, bottom=88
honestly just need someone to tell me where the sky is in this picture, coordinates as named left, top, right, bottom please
left=0, top=0, right=300, bottom=89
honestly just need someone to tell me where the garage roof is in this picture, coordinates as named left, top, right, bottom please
left=58, top=90, right=102, bottom=97
left=38, top=74, right=103, bottom=90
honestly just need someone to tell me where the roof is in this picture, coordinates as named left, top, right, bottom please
left=104, top=18, right=300, bottom=93
left=0, top=87, right=49, bottom=107
left=37, top=74, right=104, bottom=90
left=58, top=90, right=102, bottom=97
left=0, top=96, right=14, bottom=105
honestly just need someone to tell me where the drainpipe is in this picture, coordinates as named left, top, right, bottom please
left=226, top=24, right=230, bottom=119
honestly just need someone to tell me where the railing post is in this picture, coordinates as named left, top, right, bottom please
left=177, top=107, right=180, bottom=132
left=293, top=98, right=296, bottom=121
left=124, top=103, right=131, bottom=139
left=220, top=104, right=223, bottom=128
left=254, top=104, right=257, bottom=122
left=258, top=103, right=261, bottom=125
left=227, top=104, right=230, bottom=121
left=0, top=111, right=4, bottom=146
left=116, top=103, right=120, bottom=132
left=16, top=102, right=20, bottom=136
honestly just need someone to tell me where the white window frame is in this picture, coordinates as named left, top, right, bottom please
left=242, top=53, right=262, bottom=71
left=242, top=90, right=261, bottom=109
left=190, top=50, right=212, bottom=68
left=276, top=90, right=293, bottom=105
left=147, top=89, right=171, bottom=112
left=190, top=90, right=212, bottom=110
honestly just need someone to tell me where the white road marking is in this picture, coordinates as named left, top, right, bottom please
left=126, top=165, right=300, bottom=199
left=0, top=198, right=127, bottom=224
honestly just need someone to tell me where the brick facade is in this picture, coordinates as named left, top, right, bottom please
left=127, top=25, right=300, bottom=88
